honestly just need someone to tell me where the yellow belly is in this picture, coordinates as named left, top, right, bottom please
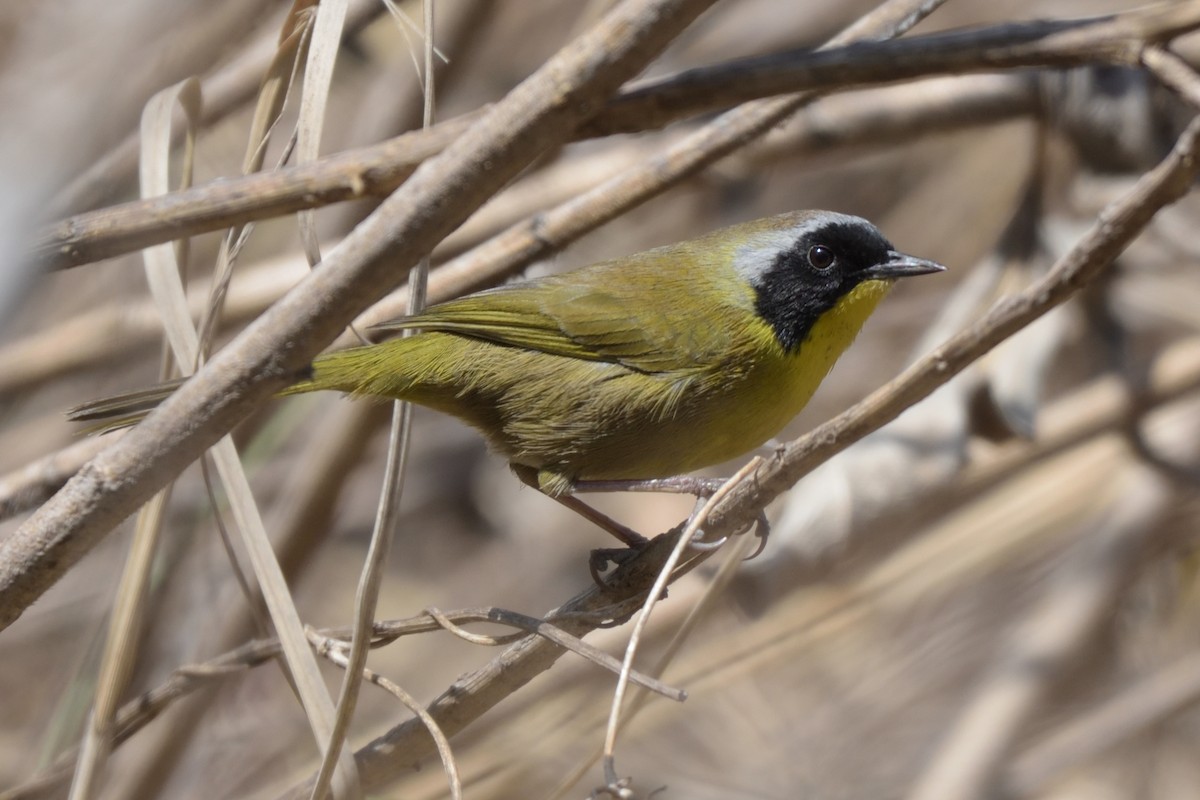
left=502, top=278, right=895, bottom=490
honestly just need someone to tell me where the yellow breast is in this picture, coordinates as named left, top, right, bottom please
left=596, top=277, right=895, bottom=481
left=745, top=278, right=893, bottom=434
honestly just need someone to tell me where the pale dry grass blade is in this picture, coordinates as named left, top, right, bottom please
left=130, top=74, right=362, bottom=798
left=199, top=0, right=318, bottom=363
left=316, top=641, right=462, bottom=800
left=67, top=77, right=201, bottom=800
left=312, top=4, right=440, bottom=798
left=138, top=80, right=203, bottom=362
left=108, top=399, right=389, bottom=799
left=295, top=0, right=349, bottom=269
left=66, top=489, right=172, bottom=800
left=599, top=460, right=760, bottom=794
left=249, top=1, right=318, bottom=176
left=159, top=313, right=366, bottom=795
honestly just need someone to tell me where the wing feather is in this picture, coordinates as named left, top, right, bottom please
left=373, top=251, right=748, bottom=374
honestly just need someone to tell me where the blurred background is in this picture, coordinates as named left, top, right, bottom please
left=2, top=0, right=1200, bottom=798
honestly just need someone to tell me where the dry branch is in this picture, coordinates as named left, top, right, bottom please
left=32, top=3, right=1200, bottom=272
left=588, top=2, right=1200, bottom=136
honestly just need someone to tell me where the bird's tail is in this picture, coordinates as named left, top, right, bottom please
left=68, top=338, right=420, bottom=433
left=68, top=378, right=188, bottom=433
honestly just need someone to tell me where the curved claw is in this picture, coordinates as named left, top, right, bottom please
left=687, top=532, right=728, bottom=551
left=742, top=511, right=771, bottom=561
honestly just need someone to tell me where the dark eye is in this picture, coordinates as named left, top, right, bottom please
left=807, top=244, right=835, bottom=270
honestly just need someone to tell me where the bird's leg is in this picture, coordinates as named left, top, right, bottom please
left=536, top=492, right=654, bottom=585
left=511, top=465, right=649, bottom=549
left=573, top=476, right=772, bottom=559
left=513, top=466, right=770, bottom=583
left=548, top=493, right=648, bottom=549
left=512, top=465, right=659, bottom=584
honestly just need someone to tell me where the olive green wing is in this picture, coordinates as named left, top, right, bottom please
left=373, top=261, right=734, bottom=373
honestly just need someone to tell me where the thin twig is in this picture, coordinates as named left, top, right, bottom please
left=423, top=606, right=527, bottom=646
left=2, top=600, right=689, bottom=800
left=313, top=637, right=462, bottom=800
left=598, top=458, right=760, bottom=793
left=309, top=2, right=435, bottom=797
left=546, top=533, right=755, bottom=800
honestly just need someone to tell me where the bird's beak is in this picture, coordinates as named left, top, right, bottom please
left=864, top=251, right=947, bottom=280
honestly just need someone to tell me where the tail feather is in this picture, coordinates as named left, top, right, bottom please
left=67, top=339, right=420, bottom=433
left=67, top=378, right=188, bottom=433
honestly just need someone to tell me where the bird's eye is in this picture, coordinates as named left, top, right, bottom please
left=807, top=244, right=835, bottom=270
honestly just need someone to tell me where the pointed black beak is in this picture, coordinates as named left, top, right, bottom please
left=864, top=250, right=947, bottom=280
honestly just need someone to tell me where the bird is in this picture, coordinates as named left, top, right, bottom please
left=71, top=210, right=944, bottom=549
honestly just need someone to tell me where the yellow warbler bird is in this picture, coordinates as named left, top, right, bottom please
left=72, top=210, right=944, bottom=546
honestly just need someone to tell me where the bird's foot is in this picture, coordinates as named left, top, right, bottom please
left=588, top=544, right=647, bottom=587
